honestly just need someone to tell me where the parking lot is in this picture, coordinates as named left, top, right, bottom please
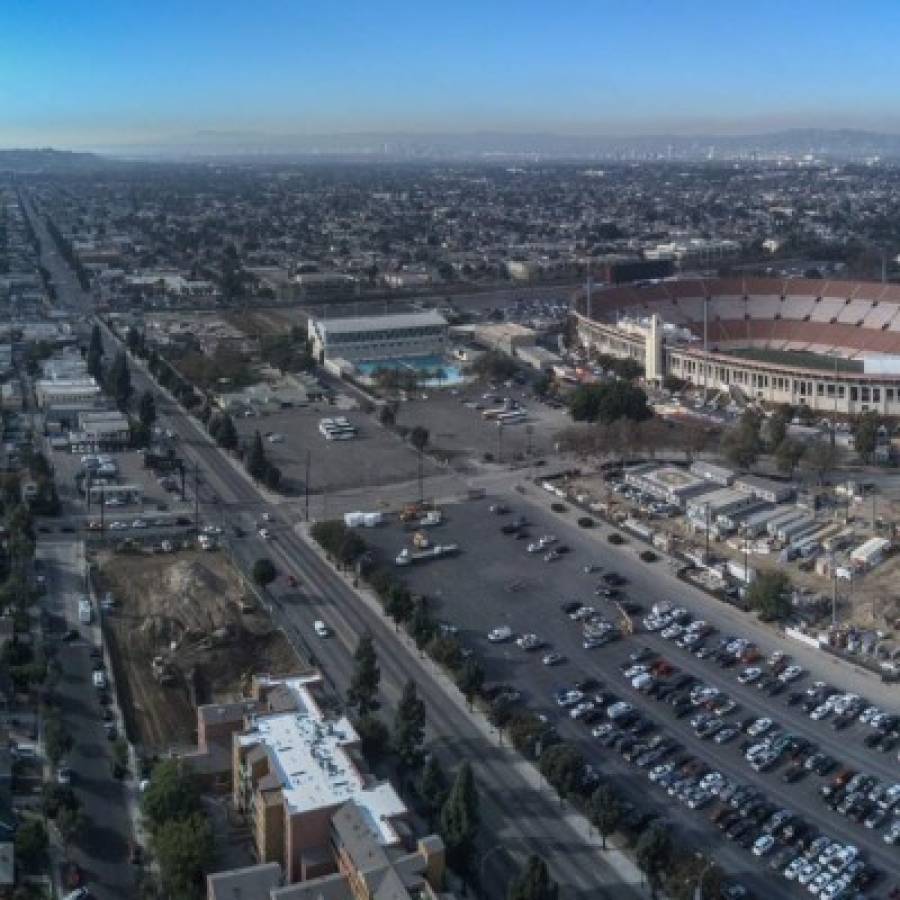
left=231, top=403, right=441, bottom=495
left=389, top=388, right=568, bottom=469
left=360, top=497, right=899, bottom=899
left=48, top=441, right=190, bottom=523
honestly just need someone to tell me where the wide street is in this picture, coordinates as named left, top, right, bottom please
left=39, top=537, right=135, bottom=899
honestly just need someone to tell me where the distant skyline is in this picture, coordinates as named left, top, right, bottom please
left=2, top=0, right=899, bottom=150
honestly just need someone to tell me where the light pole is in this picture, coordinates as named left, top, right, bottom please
left=478, top=844, right=508, bottom=896
left=693, top=854, right=716, bottom=900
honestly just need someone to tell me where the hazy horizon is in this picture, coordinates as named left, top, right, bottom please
left=2, top=0, right=898, bottom=151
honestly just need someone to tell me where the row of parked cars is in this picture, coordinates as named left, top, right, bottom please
left=649, top=599, right=900, bottom=760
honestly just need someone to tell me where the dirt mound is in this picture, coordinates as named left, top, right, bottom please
left=139, top=559, right=241, bottom=644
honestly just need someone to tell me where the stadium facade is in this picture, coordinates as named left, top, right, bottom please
left=573, top=277, right=900, bottom=416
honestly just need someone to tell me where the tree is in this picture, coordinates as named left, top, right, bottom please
left=152, top=812, right=214, bottom=897
left=355, top=713, right=390, bottom=764
left=539, top=743, right=585, bottom=798
left=409, top=598, right=436, bottom=649
left=775, top=438, right=805, bottom=476
left=852, top=411, right=881, bottom=462
left=138, top=390, right=157, bottom=430
left=507, top=855, right=558, bottom=900
left=635, top=823, right=674, bottom=898
left=252, top=557, right=277, bottom=587
left=418, top=755, right=448, bottom=823
left=347, top=634, right=380, bottom=716
left=215, top=413, right=238, bottom=450
left=379, top=404, right=397, bottom=427
left=721, top=417, right=761, bottom=470
left=56, top=804, right=86, bottom=849
left=455, top=657, right=484, bottom=706
left=141, top=759, right=202, bottom=829
left=801, top=438, right=839, bottom=483
left=569, top=381, right=651, bottom=424
left=262, top=464, right=282, bottom=491
left=392, top=679, right=427, bottom=769
left=106, top=351, right=132, bottom=411
left=764, top=407, right=792, bottom=451
left=747, top=570, right=792, bottom=621
left=86, top=324, right=104, bottom=380
left=14, top=819, right=47, bottom=869
left=384, top=583, right=414, bottom=627
left=246, top=431, right=268, bottom=481
left=589, top=784, right=621, bottom=849
left=44, top=715, right=73, bottom=766
left=409, top=426, right=430, bottom=452
left=440, top=763, right=479, bottom=871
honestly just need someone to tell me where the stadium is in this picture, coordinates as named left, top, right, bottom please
left=572, top=277, right=900, bottom=416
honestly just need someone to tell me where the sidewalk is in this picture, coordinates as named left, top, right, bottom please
left=296, top=521, right=651, bottom=895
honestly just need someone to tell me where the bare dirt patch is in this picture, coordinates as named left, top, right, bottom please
left=95, top=550, right=301, bottom=752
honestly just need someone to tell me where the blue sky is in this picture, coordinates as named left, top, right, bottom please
left=0, top=0, right=898, bottom=147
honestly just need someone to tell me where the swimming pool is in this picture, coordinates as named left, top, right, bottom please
left=354, top=355, right=465, bottom=386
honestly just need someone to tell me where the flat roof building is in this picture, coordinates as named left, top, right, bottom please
left=308, top=311, right=447, bottom=363
left=197, top=672, right=451, bottom=900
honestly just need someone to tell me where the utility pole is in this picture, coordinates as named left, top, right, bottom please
left=417, top=450, right=424, bottom=505
left=305, top=450, right=311, bottom=522
left=832, top=572, right=838, bottom=627
left=704, top=501, right=711, bottom=562
left=497, top=423, right=504, bottom=465
left=193, top=462, right=201, bottom=533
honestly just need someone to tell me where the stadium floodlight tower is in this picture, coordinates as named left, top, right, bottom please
left=645, top=314, right=663, bottom=383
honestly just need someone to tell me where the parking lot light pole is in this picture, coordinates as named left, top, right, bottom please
left=693, top=854, right=715, bottom=900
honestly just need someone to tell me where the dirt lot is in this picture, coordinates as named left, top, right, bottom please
left=96, top=550, right=301, bottom=752
left=224, top=307, right=306, bottom=337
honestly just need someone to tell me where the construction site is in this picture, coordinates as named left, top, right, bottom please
left=94, top=549, right=301, bottom=752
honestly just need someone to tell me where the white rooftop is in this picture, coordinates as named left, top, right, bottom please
left=314, top=310, right=446, bottom=335
left=240, top=675, right=406, bottom=844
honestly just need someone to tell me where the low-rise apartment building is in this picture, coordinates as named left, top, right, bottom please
left=189, top=673, right=452, bottom=900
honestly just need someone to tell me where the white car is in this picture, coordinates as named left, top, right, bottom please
left=784, top=857, right=807, bottom=880
left=810, top=704, right=831, bottom=721
left=258, top=528, right=271, bottom=540
left=57, top=766, right=72, bottom=785
left=131, top=518, right=147, bottom=529
left=313, top=620, right=330, bottom=638
left=779, top=665, right=803, bottom=683
left=487, top=626, right=513, bottom=643
left=752, top=834, right=776, bottom=856
left=738, top=666, right=762, bottom=684
left=516, top=633, right=543, bottom=651
left=798, top=863, right=821, bottom=886
left=109, top=521, right=128, bottom=530
left=747, top=717, right=773, bottom=737
left=570, top=701, right=596, bottom=720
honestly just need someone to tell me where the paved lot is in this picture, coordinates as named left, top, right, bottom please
left=231, top=403, right=441, bottom=496
left=360, top=498, right=900, bottom=898
left=48, top=443, right=187, bottom=522
left=389, top=389, right=567, bottom=469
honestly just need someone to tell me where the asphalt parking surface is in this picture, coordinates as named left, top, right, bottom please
left=231, top=403, right=440, bottom=495
left=360, top=498, right=900, bottom=898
